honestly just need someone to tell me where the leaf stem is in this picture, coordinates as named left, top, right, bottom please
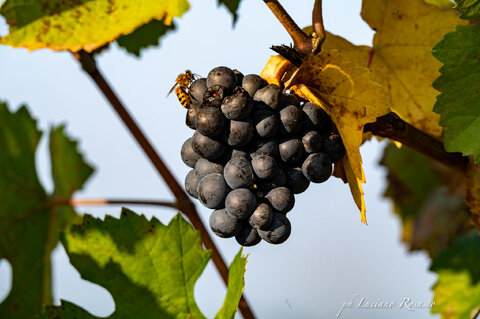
left=311, top=0, right=326, bottom=54
left=73, top=51, right=255, bottom=319
left=263, top=0, right=312, bottom=55
left=368, top=113, right=468, bottom=173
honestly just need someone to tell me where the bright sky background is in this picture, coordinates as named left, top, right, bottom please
left=0, top=0, right=440, bottom=318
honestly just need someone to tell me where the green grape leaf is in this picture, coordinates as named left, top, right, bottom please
left=0, top=102, right=93, bottom=318
left=425, top=0, right=454, bottom=8
left=0, top=0, right=189, bottom=52
left=430, top=231, right=480, bottom=319
left=455, top=0, right=480, bottom=19
left=432, top=24, right=480, bottom=163
left=380, top=144, right=473, bottom=258
left=215, top=249, right=247, bottom=319
left=116, top=18, right=176, bottom=57
left=217, top=0, right=241, bottom=24
left=36, top=210, right=248, bottom=319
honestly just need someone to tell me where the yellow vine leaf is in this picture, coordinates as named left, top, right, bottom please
left=343, top=155, right=367, bottom=224
left=466, top=162, right=480, bottom=232
left=361, top=0, right=467, bottom=138
left=0, top=0, right=189, bottom=52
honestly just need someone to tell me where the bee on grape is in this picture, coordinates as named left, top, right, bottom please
left=168, top=70, right=198, bottom=108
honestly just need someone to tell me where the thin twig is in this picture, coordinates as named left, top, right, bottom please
left=368, top=113, right=468, bottom=173
left=73, top=51, right=255, bottom=319
left=263, top=0, right=312, bottom=55
left=51, top=198, right=180, bottom=209
left=311, top=0, right=326, bottom=54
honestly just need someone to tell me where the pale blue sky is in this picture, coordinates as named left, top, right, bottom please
left=0, top=1, right=439, bottom=318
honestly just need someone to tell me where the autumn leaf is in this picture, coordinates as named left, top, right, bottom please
left=361, top=0, right=466, bottom=138
left=0, top=0, right=189, bottom=52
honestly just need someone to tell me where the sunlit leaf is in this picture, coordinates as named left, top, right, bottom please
left=454, top=0, right=480, bottom=19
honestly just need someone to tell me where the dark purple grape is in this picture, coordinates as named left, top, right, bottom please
left=190, top=78, right=207, bottom=104
left=302, top=102, right=326, bottom=130
left=253, top=109, right=278, bottom=138
left=192, top=131, right=225, bottom=160
left=195, top=158, right=224, bottom=180
left=231, top=148, right=249, bottom=159
left=197, top=173, right=229, bottom=209
left=249, top=203, right=273, bottom=229
left=257, top=212, right=291, bottom=244
left=265, top=187, right=295, bottom=214
left=233, top=69, right=244, bottom=87
left=181, top=137, right=201, bottom=168
left=242, top=74, right=268, bottom=97
left=204, top=85, right=226, bottom=107
left=224, top=157, right=255, bottom=189
left=302, top=153, right=332, bottom=183
left=285, top=167, right=310, bottom=194
left=225, top=188, right=257, bottom=220
left=279, top=138, right=303, bottom=163
left=284, top=93, right=301, bottom=107
left=185, top=105, right=198, bottom=130
left=253, top=84, right=284, bottom=111
left=235, top=223, right=262, bottom=246
left=209, top=208, right=242, bottom=238
left=252, top=155, right=278, bottom=180
left=207, top=66, right=237, bottom=91
left=195, top=107, right=225, bottom=137
left=250, top=138, right=279, bottom=158
left=323, top=134, right=346, bottom=163
left=221, top=87, right=253, bottom=120
left=185, top=170, right=200, bottom=199
left=224, top=118, right=254, bottom=147
left=279, top=105, right=303, bottom=135
left=302, top=130, right=323, bottom=153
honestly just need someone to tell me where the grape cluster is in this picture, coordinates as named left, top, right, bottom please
left=181, top=66, right=346, bottom=246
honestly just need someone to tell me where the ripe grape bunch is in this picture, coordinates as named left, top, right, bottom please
left=180, top=66, right=346, bottom=246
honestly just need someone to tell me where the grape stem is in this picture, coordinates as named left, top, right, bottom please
left=312, top=0, right=326, bottom=54
left=51, top=198, right=180, bottom=209
left=263, top=0, right=313, bottom=55
left=73, top=50, right=256, bottom=319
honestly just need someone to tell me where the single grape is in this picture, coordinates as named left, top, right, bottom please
left=253, top=109, right=278, bottom=138
left=224, top=157, right=255, bottom=189
left=233, top=69, right=244, bottom=87
left=285, top=167, right=310, bottom=194
left=242, top=74, right=268, bottom=97
left=302, top=153, right=332, bottom=183
left=192, top=131, right=225, bottom=160
left=302, top=130, right=323, bottom=153
left=249, top=203, right=273, bottom=230
left=302, top=102, right=326, bottom=130
left=323, top=134, right=346, bottom=163
left=195, top=158, right=224, bottom=180
left=284, top=93, right=301, bottom=107
left=185, top=170, right=200, bottom=199
left=195, top=107, right=225, bottom=137
left=279, top=105, right=303, bottom=135
left=279, top=138, right=304, bottom=163
left=185, top=105, right=198, bottom=130
left=197, top=173, right=229, bottom=209
left=251, top=155, right=278, bottom=179
left=209, top=208, right=242, bottom=238
left=253, top=84, right=284, bottom=111
left=257, top=212, right=291, bottom=244
left=225, top=188, right=257, bottom=220
left=224, top=118, right=254, bottom=147
left=204, top=85, right=226, bottom=107
left=250, top=138, right=279, bottom=158
left=181, top=137, right=201, bottom=168
left=265, top=187, right=295, bottom=214
left=235, top=223, right=262, bottom=246
left=207, top=66, right=237, bottom=92
left=221, top=87, right=253, bottom=120
left=189, top=78, right=207, bottom=104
